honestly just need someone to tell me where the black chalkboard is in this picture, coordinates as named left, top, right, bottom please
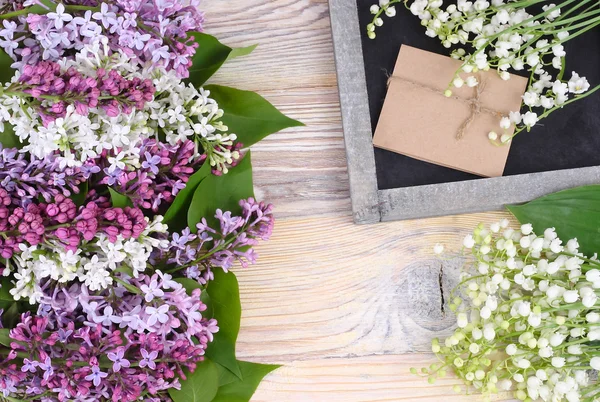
left=356, top=0, right=600, bottom=190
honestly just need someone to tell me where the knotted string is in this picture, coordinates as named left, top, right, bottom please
left=387, top=75, right=501, bottom=140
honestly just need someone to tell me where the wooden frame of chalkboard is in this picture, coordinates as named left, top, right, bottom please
left=329, top=0, right=600, bottom=224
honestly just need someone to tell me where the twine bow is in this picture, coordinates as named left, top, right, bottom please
left=387, top=75, right=500, bottom=140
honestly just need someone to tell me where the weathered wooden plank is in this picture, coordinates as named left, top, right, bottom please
left=250, top=355, right=509, bottom=401
left=202, top=0, right=352, bottom=220
left=233, top=214, right=512, bottom=362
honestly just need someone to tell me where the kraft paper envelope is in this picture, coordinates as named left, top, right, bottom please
left=373, top=45, right=529, bottom=177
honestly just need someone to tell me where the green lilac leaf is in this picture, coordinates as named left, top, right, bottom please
left=174, top=278, right=203, bottom=294
left=187, top=151, right=254, bottom=231
left=507, top=185, right=600, bottom=257
left=216, top=362, right=240, bottom=387
left=0, top=277, right=14, bottom=302
left=212, top=361, right=281, bottom=402
left=3, top=303, right=20, bottom=328
left=108, top=188, right=133, bottom=208
left=0, top=122, right=22, bottom=150
left=0, top=48, right=14, bottom=85
left=205, top=270, right=242, bottom=379
left=168, top=359, right=219, bottom=402
left=70, top=181, right=89, bottom=207
left=204, top=85, right=304, bottom=147
left=227, top=44, right=258, bottom=60
left=0, top=328, right=11, bottom=347
left=163, top=161, right=211, bottom=231
left=186, top=32, right=232, bottom=87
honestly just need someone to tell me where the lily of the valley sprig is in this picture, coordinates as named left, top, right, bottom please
left=422, top=220, right=600, bottom=402
left=368, top=0, right=600, bottom=145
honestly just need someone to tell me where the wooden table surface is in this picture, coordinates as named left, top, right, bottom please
left=205, top=1, right=513, bottom=400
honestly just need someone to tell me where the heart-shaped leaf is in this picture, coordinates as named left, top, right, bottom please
left=168, top=359, right=219, bottom=402
left=204, top=85, right=303, bottom=147
left=108, top=188, right=133, bottom=208
left=186, top=33, right=232, bottom=87
left=163, top=161, right=211, bottom=232
left=507, top=185, right=600, bottom=257
left=0, top=277, right=14, bottom=302
left=212, top=361, right=280, bottom=402
left=187, top=152, right=254, bottom=231
left=0, top=122, right=22, bottom=150
left=205, top=270, right=242, bottom=379
left=0, top=328, right=12, bottom=347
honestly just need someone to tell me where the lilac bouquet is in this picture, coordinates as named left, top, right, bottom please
left=0, top=1, right=300, bottom=400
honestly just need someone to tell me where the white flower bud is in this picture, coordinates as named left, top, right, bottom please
left=591, top=357, right=600, bottom=371
left=370, top=4, right=380, bottom=13
left=563, top=290, right=579, bottom=304
left=472, top=328, right=482, bottom=340
left=475, top=370, right=485, bottom=380
left=457, top=313, right=468, bottom=328
left=433, top=243, right=444, bottom=255
left=483, top=324, right=495, bottom=340
left=514, top=373, right=524, bottom=383
left=544, top=227, right=558, bottom=240
left=568, top=345, right=582, bottom=355
left=552, top=357, right=565, bottom=368
left=469, top=343, right=480, bottom=354
left=466, top=76, right=478, bottom=87
left=586, top=312, right=600, bottom=323
left=385, top=6, right=396, bottom=17
left=463, top=234, right=475, bottom=248
left=539, top=346, right=553, bottom=358
left=488, top=131, right=498, bottom=141
left=453, top=77, right=464, bottom=88
left=550, top=333, right=566, bottom=347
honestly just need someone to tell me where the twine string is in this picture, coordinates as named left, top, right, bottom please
left=387, top=75, right=500, bottom=140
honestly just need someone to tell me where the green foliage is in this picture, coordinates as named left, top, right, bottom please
left=205, top=269, right=243, bottom=379
left=186, top=32, right=232, bottom=87
left=227, top=44, right=258, bottom=60
left=187, top=152, right=254, bottom=231
left=70, top=181, right=89, bottom=207
left=0, top=328, right=11, bottom=347
left=168, top=360, right=219, bottom=402
left=108, top=188, right=133, bottom=208
left=0, top=122, right=21, bottom=150
left=0, top=48, right=14, bottom=84
left=212, top=361, right=280, bottom=402
left=205, top=84, right=304, bottom=147
left=507, top=185, right=600, bottom=257
left=163, top=161, right=212, bottom=232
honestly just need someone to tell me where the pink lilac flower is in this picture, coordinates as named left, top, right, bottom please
left=13, top=59, right=156, bottom=123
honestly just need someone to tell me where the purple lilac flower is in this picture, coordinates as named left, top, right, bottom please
left=0, top=145, right=89, bottom=206
left=4, top=311, right=210, bottom=401
left=99, top=139, right=201, bottom=212
left=1, top=0, right=204, bottom=77
left=154, top=198, right=275, bottom=284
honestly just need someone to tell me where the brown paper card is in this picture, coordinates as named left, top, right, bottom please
left=372, top=45, right=528, bottom=177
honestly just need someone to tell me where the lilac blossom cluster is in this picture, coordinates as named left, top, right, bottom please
left=0, top=2, right=278, bottom=401
left=99, top=139, right=202, bottom=212
left=4, top=273, right=217, bottom=401
left=0, top=145, right=88, bottom=205
left=156, top=198, right=275, bottom=285
left=1, top=0, right=204, bottom=77
left=15, top=58, right=156, bottom=122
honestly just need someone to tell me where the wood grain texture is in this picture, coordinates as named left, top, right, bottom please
left=203, top=0, right=351, bottom=220
left=202, top=1, right=515, bottom=400
left=250, top=355, right=508, bottom=402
